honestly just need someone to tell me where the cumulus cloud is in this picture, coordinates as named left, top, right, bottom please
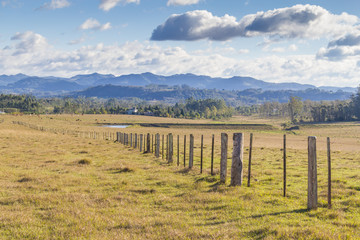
left=317, top=33, right=360, bottom=60
left=10, top=31, right=49, bottom=55
left=79, top=18, right=112, bottom=31
left=38, top=0, right=70, bottom=10
left=2, top=31, right=360, bottom=87
left=99, top=0, right=139, bottom=11
left=151, top=4, right=358, bottom=41
left=167, top=0, right=200, bottom=6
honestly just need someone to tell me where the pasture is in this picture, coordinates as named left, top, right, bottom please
left=0, top=114, right=359, bottom=239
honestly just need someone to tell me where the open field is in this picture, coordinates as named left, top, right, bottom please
left=0, top=114, right=360, bottom=239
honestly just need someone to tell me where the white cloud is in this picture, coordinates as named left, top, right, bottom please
left=68, top=37, right=86, bottom=45
left=2, top=31, right=360, bottom=87
left=271, top=47, right=285, bottom=53
left=1, top=0, right=21, bottom=7
left=316, top=32, right=360, bottom=60
left=167, top=0, right=200, bottom=6
left=151, top=5, right=359, bottom=41
left=79, top=18, right=112, bottom=31
left=10, top=31, right=49, bottom=55
left=263, top=44, right=298, bottom=53
left=238, top=49, right=249, bottom=54
left=99, top=0, right=139, bottom=11
left=38, top=0, right=70, bottom=10
left=289, top=44, right=298, bottom=52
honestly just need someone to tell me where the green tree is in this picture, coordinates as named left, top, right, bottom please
left=288, top=96, right=303, bottom=123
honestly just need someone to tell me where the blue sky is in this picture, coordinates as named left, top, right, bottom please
left=1, top=0, right=360, bottom=87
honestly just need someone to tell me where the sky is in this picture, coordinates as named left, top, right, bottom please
left=1, top=0, right=360, bottom=87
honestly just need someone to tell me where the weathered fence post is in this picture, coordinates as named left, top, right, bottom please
left=283, top=134, right=286, bottom=197
left=134, top=133, right=137, bottom=149
left=168, top=133, right=173, bottom=163
left=162, top=135, right=165, bottom=159
left=146, top=133, right=151, bottom=153
left=189, top=134, right=194, bottom=168
left=220, top=133, right=228, bottom=184
left=152, top=134, right=154, bottom=153
left=177, top=135, right=180, bottom=166
left=231, top=133, right=244, bottom=186
left=143, top=134, right=146, bottom=152
left=200, top=135, right=203, bottom=174
left=211, top=134, right=214, bottom=175
left=327, top=137, right=332, bottom=209
left=139, top=134, right=143, bottom=152
left=156, top=133, right=160, bottom=158
left=308, top=136, right=318, bottom=210
left=166, top=134, right=169, bottom=161
left=130, top=133, right=133, bottom=147
left=183, top=135, right=186, bottom=167
left=247, top=133, right=253, bottom=187
left=117, top=132, right=120, bottom=142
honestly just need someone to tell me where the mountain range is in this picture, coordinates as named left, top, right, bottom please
left=0, top=72, right=356, bottom=102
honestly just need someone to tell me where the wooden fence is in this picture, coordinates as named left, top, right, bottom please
left=12, top=120, right=333, bottom=210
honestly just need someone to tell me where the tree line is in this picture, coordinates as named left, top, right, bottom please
left=1, top=86, right=360, bottom=123
left=0, top=95, right=233, bottom=120
left=239, top=86, right=360, bottom=123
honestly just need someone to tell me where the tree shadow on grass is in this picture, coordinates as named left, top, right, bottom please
left=249, top=208, right=309, bottom=219
left=175, top=168, right=191, bottom=174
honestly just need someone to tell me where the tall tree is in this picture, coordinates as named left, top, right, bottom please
left=288, top=96, right=303, bottom=123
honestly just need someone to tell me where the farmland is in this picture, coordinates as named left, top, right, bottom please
left=0, top=114, right=359, bottom=239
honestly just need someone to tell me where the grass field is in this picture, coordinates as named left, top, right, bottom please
left=0, top=114, right=359, bottom=239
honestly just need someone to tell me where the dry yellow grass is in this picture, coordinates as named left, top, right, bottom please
left=0, top=114, right=359, bottom=239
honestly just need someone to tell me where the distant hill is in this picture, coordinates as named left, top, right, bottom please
left=0, top=72, right=356, bottom=102
left=0, top=73, right=28, bottom=86
left=1, top=77, right=83, bottom=96
left=70, top=84, right=352, bottom=105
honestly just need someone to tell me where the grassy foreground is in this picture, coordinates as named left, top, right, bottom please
left=0, top=115, right=359, bottom=239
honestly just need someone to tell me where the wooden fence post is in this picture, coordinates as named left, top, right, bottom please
left=162, top=135, right=164, bottom=159
left=146, top=133, right=151, bottom=153
left=200, top=135, right=203, bottom=174
left=189, top=134, right=194, bottom=169
left=247, top=133, right=253, bottom=187
left=139, top=134, right=143, bottom=152
left=130, top=133, right=133, bottom=147
left=177, top=135, right=180, bottom=166
left=143, top=134, right=146, bottom=152
left=152, top=134, right=154, bottom=153
left=168, top=133, right=173, bottom=163
left=308, top=136, right=318, bottom=210
left=183, top=135, right=186, bottom=167
left=220, top=133, right=228, bottom=184
left=327, top=137, right=332, bottom=209
left=283, top=134, right=286, bottom=197
left=166, top=134, right=169, bottom=161
left=156, top=133, right=160, bottom=158
left=134, top=133, right=137, bottom=149
left=211, top=134, right=214, bottom=175
left=231, top=133, right=244, bottom=186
